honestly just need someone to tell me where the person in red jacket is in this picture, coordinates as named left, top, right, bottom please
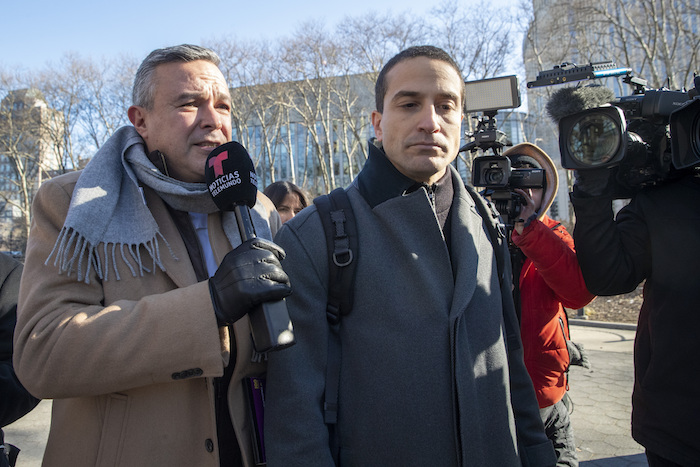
left=504, top=144, right=595, bottom=467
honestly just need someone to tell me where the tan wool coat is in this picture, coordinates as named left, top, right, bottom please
left=13, top=170, right=280, bottom=467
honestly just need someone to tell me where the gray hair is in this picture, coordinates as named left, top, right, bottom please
left=132, top=44, right=221, bottom=109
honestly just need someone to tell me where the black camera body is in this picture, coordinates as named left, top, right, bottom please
left=472, top=156, right=546, bottom=190
left=534, top=62, right=700, bottom=194
left=471, top=155, right=546, bottom=222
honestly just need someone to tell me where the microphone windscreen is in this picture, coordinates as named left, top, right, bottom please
left=546, top=84, right=616, bottom=124
left=205, top=141, right=259, bottom=210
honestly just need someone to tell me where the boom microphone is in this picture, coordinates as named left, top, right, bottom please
left=546, top=84, right=616, bottom=124
left=205, top=141, right=294, bottom=353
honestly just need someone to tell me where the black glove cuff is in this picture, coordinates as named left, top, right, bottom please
left=209, top=279, right=228, bottom=327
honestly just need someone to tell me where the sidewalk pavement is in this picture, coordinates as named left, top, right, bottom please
left=567, top=319, right=647, bottom=466
left=4, top=320, right=646, bottom=466
left=3, top=398, right=50, bottom=467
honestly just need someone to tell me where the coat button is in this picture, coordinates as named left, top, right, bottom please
left=205, top=438, right=215, bottom=453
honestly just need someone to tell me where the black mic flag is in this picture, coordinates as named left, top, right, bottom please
left=205, top=141, right=295, bottom=353
left=205, top=141, right=258, bottom=210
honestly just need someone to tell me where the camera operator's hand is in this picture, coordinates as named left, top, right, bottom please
left=573, top=168, right=613, bottom=197
left=513, top=188, right=540, bottom=235
left=209, top=238, right=292, bottom=327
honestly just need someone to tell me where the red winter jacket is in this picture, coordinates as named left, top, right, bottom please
left=511, top=215, right=594, bottom=408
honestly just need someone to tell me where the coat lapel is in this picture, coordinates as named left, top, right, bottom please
left=448, top=173, right=485, bottom=319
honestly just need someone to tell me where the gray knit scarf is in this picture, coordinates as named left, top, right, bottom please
left=46, top=126, right=272, bottom=283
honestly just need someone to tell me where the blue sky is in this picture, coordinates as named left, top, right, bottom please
left=2, top=0, right=508, bottom=72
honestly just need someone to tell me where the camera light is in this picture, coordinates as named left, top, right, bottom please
left=559, top=106, right=626, bottom=169
left=464, top=76, right=521, bottom=114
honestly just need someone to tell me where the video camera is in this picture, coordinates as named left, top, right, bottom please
left=461, top=76, right=546, bottom=223
left=529, top=61, right=700, bottom=194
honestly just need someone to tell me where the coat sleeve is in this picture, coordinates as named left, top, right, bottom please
left=264, top=213, right=336, bottom=467
left=0, top=255, right=39, bottom=427
left=570, top=192, right=650, bottom=295
left=512, top=219, right=595, bottom=309
left=13, top=177, right=224, bottom=399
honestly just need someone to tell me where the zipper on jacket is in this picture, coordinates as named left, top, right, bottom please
left=426, top=183, right=439, bottom=213
left=403, top=182, right=437, bottom=211
left=559, top=317, right=571, bottom=390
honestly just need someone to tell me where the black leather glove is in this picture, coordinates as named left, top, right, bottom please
left=209, top=238, right=291, bottom=327
left=573, top=168, right=613, bottom=197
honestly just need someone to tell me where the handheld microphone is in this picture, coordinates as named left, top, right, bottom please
left=205, top=141, right=294, bottom=353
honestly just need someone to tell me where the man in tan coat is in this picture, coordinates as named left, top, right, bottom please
left=12, top=44, right=291, bottom=467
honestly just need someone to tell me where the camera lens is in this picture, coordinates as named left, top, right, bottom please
left=567, top=112, right=622, bottom=166
left=484, top=168, right=505, bottom=185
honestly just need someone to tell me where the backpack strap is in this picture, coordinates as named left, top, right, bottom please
left=313, top=187, right=358, bottom=436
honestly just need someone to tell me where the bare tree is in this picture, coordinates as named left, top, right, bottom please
left=79, top=55, right=135, bottom=150
left=523, top=0, right=700, bottom=126
left=428, top=0, right=522, bottom=173
left=214, top=39, right=285, bottom=186
left=335, top=11, right=430, bottom=74
left=0, top=53, right=135, bottom=250
left=0, top=3, right=546, bottom=244
left=29, top=54, right=90, bottom=173
left=518, top=0, right=574, bottom=148
left=334, top=11, right=429, bottom=180
left=432, top=0, right=516, bottom=80
left=331, top=73, right=375, bottom=181
left=566, top=0, right=700, bottom=89
left=27, top=54, right=135, bottom=172
left=276, top=22, right=349, bottom=194
left=0, top=80, right=57, bottom=249
left=208, top=7, right=527, bottom=194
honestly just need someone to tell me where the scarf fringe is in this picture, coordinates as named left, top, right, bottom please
left=46, top=227, right=171, bottom=284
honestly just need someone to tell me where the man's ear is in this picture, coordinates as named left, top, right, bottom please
left=371, top=110, right=383, bottom=141
left=128, top=105, right=148, bottom=139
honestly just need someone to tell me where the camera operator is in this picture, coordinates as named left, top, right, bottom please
left=570, top=151, right=700, bottom=466
left=503, top=144, right=594, bottom=467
